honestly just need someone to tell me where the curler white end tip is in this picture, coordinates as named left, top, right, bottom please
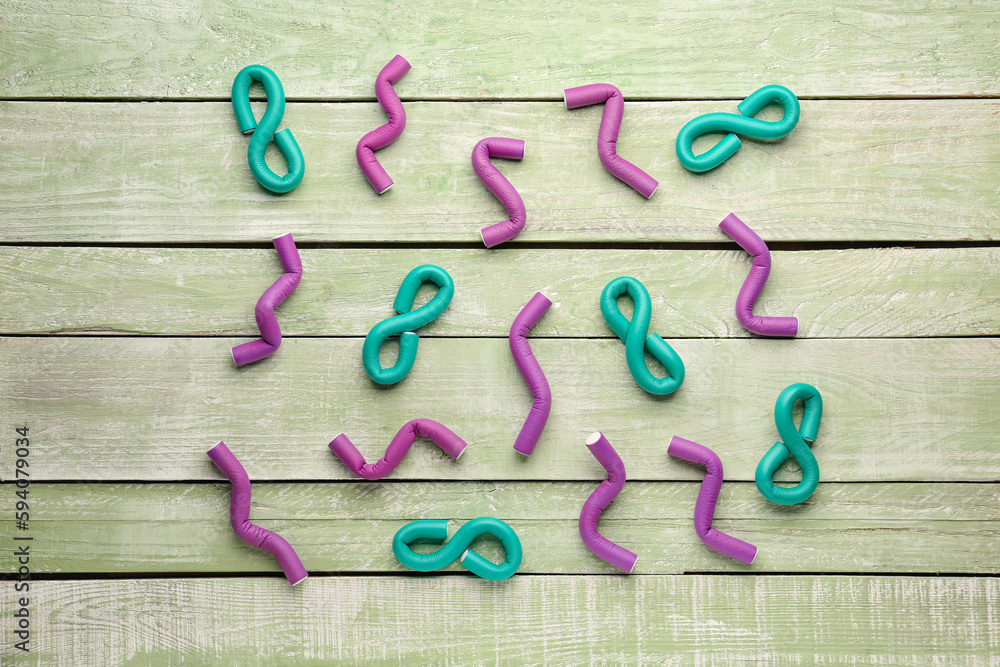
left=585, top=432, right=602, bottom=446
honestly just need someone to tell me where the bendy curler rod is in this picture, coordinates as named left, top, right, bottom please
left=718, top=213, right=797, bottom=337
left=356, top=55, right=411, bottom=194
left=509, top=292, right=552, bottom=456
left=579, top=432, right=638, bottom=573
left=667, top=436, right=757, bottom=565
left=392, top=517, right=523, bottom=581
left=329, top=418, right=467, bottom=480
left=231, top=64, right=305, bottom=194
left=756, top=382, right=824, bottom=506
left=563, top=83, right=658, bottom=199
left=231, top=233, right=303, bottom=366
left=362, top=264, right=454, bottom=386
left=473, top=137, right=527, bottom=247
left=208, top=441, right=308, bottom=586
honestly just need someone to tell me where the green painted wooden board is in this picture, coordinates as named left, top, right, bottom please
left=2, top=0, right=999, bottom=661
left=2, top=246, right=997, bottom=337
left=1, top=100, right=999, bottom=243
left=2, top=576, right=997, bottom=664
left=2, top=337, right=997, bottom=482
left=3, top=1, right=999, bottom=99
left=8, top=482, right=998, bottom=574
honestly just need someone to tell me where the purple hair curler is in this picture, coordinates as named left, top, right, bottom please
left=509, top=292, right=552, bottom=455
left=356, top=55, right=411, bottom=194
left=667, top=435, right=757, bottom=565
left=579, top=432, right=638, bottom=573
left=208, top=441, right=308, bottom=585
left=563, top=83, right=658, bottom=199
left=231, top=233, right=302, bottom=366
left=718, top=212, right=797, bottom=337
left=329, top=418, right=467, bottom=480
left=473, top=137, right=527, bottom=247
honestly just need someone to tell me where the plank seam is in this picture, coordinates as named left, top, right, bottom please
left=4, top=571, right=999, bottom=582
left=3, top=95, right=1000, bottom=103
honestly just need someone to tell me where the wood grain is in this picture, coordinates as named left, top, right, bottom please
left=2, top=1, right=999, bottom=99
left=2, top=337, right=996, bottom=482
left=1, top=0, right=997, bottom=662
left=11, top=481, right=998, bottom=575
left=1, top=100, right=998, bottom=243
left=2, top=246, right=998, bottom=338
left=2, top=576, right=996, bottom=665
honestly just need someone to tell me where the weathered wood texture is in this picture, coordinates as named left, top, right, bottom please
left=1, top=100, right=999, bottom=243
left=2, top=246, right=997, bottom=338
left=2, top=576, right=997, bottom=665
left=3, top=1, right=999, bottom=661
left=2, top=337, right=997, bottom=482
left=2, top=1, right=999, bottom=99
left=8, top=482, right=997, bottom=575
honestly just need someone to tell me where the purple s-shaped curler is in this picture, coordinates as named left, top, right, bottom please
left=208, top=441, right=308, bottom=585
left=473, top=137, right=527, bottom=247
left=231, top=233, right=303, bottom=367
left=579, top=432, right=638, bottom=573
left=667, top=436, right=757, bottom=565
left=329, top=419, right=467, bottom=480
left=563, top=83, right=658, bottom=199
left=509, top=292, right=552, bottom=455
left=356, top=55, right=411, bottom=194
left=718, top=212, right=797, bottom=337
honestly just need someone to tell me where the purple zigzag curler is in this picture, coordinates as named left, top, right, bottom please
left=329, top=419, right=467, bottom=481
left=231, top=233, right=302, bottom=366
left=563, top=83, right=658, bottom=199
left=668, top=435, right=757, bottom=565
left=208, top=441, right=308, bottom=585
left=718, top=212, right=798, bottom=337
left=509, top=292, right=552, bottom=455
left=473, top=137, right=527, bottom=247
left=580, top=432, right=638, bottom=573
left=356, top=55, right=411, bottom=194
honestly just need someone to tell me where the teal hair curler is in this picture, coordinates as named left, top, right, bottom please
left=755, top=382, right=824, bottom=505
left=600, top=276, right=685, bottom=395
left=231, top=64, right=305, bottom=193
left=676, top=85, right=800, bottom=173
left=392, top=517, right=523, bottom=581
left=362, top=265, right=455, bottom=385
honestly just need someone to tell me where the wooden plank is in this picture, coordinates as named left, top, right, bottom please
left=2, top=100, right=999, bottom=243
left=2, top=246, right=998, bottom=338
left=9, top=481, right=998, bottom=575
left=2, top=1, right=999, bottom=99
left=2, top=337, right=997, bottom=482
left=2, top=576, right=996, bottom=664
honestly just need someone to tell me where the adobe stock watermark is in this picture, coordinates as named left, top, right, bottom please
left=11, top=424, right=32, bottom=654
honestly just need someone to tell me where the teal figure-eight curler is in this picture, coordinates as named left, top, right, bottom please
left=363, top=265, right=455, bottom=385
left=392, top=517, right=522, bottom=581
left=231, top=64, right=305, bottom=193
left=755, top=383, right=824, bottom=505
left=675, top=85, right=800, bottom=173
left=600, top=276, right=684, bottom=395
